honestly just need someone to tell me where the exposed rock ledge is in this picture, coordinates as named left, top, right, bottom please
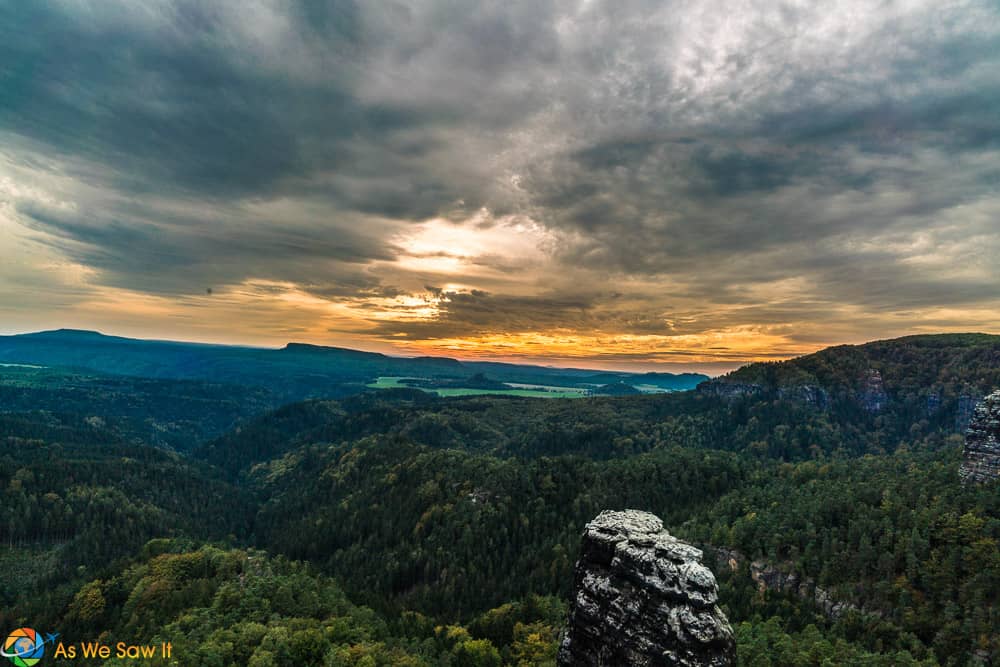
left=696, top=380, right=762, bottom=401
left=558, top=510, right=735, bottom=666
left=960, top=389, right=1000, bottom=483
left=712, top=548, right=866, bottom=620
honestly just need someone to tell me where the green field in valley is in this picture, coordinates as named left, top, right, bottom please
left=367, top=376, right=589, bottom=398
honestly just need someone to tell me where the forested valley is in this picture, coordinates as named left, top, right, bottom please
left=2, top=333, right=999, bottom=665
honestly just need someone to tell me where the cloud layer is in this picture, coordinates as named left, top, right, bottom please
left=1, top=0, right=999, bottom=371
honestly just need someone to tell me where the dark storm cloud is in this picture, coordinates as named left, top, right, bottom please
left=0, top=0, right=550, bottom=209
left=1, top=1, right=368, bottom=198
left=1, top=0, right=999, bottom=350
left=16, top=196, right=397, bottom=294
left=0, top=0, right=560, bottom=296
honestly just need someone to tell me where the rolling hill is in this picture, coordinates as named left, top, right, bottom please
left=0, top=330, right=709, bottom=403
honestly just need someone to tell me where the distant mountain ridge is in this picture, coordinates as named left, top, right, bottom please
left=0, top=329, right=709, bottom=401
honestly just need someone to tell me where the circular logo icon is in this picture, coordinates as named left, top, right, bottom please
left=1, top=628, right=45, bottom=667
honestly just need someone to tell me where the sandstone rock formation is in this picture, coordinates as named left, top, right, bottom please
left=696, top=380, right=762, bottom=401
left=777, top=384, right=829, bottom=409
left=955, top=393, right=982, bottom=432
left=858, top=369, right=888, bottom=413
left=960, top=390, right=1000, bottom=483
left=558, top=510, right=735, bottom=666
left=711, top=548, right=862, bottom=620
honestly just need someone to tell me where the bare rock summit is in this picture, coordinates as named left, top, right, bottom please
left=558, top=510, right=735, bottom=666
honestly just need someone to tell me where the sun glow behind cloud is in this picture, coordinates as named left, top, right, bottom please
left=390, top=216, right=554, bottom=282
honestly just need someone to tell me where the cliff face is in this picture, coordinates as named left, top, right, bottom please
left=696, top=380, right=762, bottom=401
left=960, top=390, right=1000, bottom=483
left=777, top=384, right=829, bottom=409
left=858, top=369, right=889, bottom=413
left=711, top=548, right=863, bottom=620
left=956, top=393, right=983, bottom=432
left=558, top=510, right=735, bottom=667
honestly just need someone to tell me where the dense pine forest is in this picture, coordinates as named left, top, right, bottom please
left=2, top=333, right=999, bottom=665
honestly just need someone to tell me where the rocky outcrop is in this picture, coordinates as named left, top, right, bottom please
left=558, top=510, right=735, bottom=667
left=711, top=548, right=862, bottom=620
left=697, top=380, right=762, bottom=401
left=777, top=384, right=829, bottom=409
left=960, top=390, right=1000, bottom=483
left=955, top=393, right=982, bottom=432
left=858, top=369, right=888, bottom=413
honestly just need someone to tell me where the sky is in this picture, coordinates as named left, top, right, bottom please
left=1, top=0, right=999, bottom=373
